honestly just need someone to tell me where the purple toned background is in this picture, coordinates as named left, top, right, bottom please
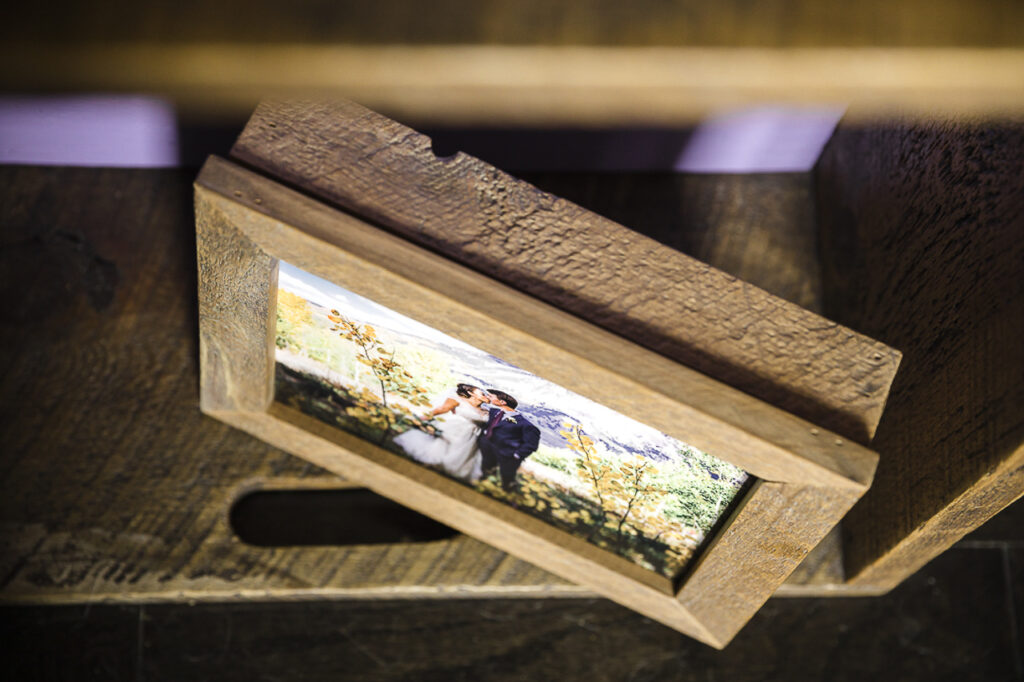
left=0, top=95, right=842, bottom=172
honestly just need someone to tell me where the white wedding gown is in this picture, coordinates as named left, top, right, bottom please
left=393, top=396, right=488, bottom=481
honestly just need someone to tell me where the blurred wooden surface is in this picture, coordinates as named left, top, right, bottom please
left=0, top=165, right=846, bottom=606
left=6, top=0, right=1023, bottom=46
left=3, top=537, right=1022, bottom=680
left=815, top=119, right=1024, bottom=590
left=2, top=1, right=1023, bottom=123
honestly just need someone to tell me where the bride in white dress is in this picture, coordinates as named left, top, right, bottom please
left=393, top=383, right=491, bottom=481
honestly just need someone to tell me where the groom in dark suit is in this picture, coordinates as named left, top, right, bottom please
left=478, top=389, right=541, bottom=492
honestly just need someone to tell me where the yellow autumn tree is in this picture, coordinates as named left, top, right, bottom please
left=560, top=422, right=661, bottom=548
left=275, top=289, right=313, bottom=350
left=327, top=310, right=432, bottom=443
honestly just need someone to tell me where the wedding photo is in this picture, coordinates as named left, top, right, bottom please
left=274, top=262, right=750, bottom=579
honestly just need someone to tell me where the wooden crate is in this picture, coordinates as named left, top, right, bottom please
left=0, top=105, right=1019, bottom=619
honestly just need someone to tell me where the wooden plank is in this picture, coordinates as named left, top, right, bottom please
left=2, top=1, right=1023, bottom=122
left=231, top=99, right=900, bottom=446
left=815, top=118, right=1024, bottom=590
left=9, top=544, right=1023, bottom=682
left=2, top=46, right=1022, bottom=125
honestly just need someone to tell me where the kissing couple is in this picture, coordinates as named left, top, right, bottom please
left=393, top=383, right=541, bottom=492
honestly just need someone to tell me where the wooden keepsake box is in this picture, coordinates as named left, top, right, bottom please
left=195, top=100, right=898, bottom=647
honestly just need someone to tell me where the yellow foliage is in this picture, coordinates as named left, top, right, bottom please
left=278, top=289, right=313, bottom=328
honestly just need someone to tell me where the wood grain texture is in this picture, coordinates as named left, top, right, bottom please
left=522, top=173, right=824, bottom=314
left=815, top=119, right=1024, bottom=589
left=231, top=100, right=900, bottom=446
left=195, top=189, right=276, bottom=413
left=194, top=154, right=878, bottom=646
left=3, top=2, right=1023, bottom=122
left=675, top=482, right=864, bottom=644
